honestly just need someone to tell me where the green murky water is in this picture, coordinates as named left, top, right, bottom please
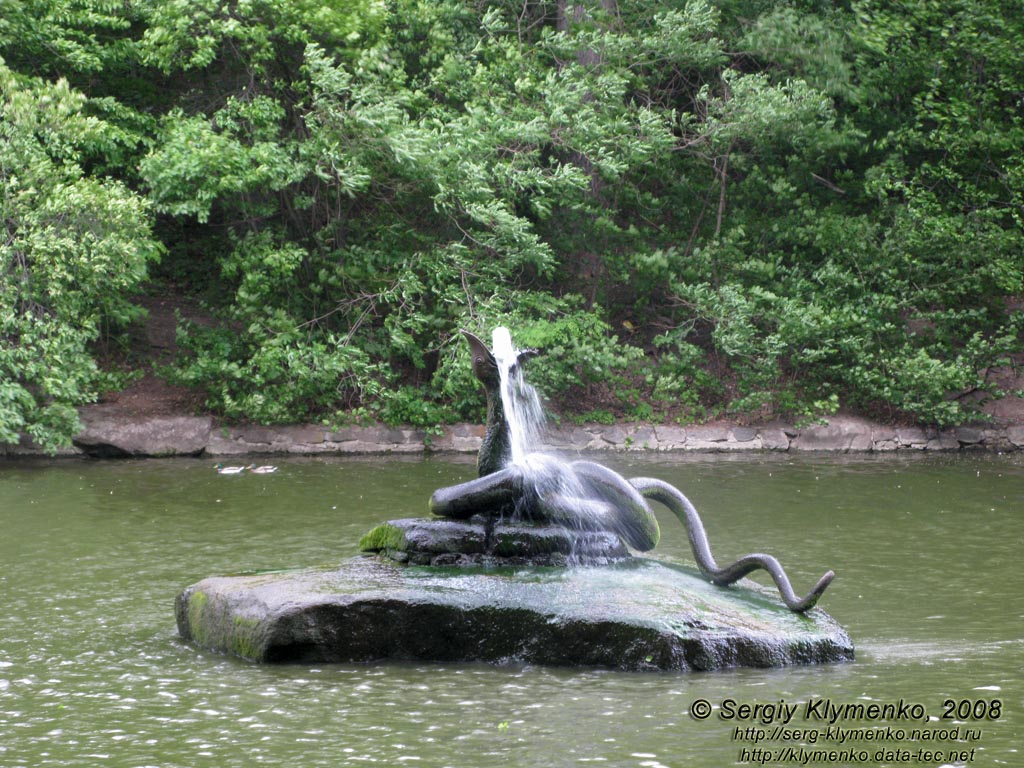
left=1, top=452, right=1021, bottom=767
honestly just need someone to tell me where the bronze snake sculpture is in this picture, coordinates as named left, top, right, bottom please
left=430, top=330, right=834, bottom=612
left=626, top=476, right=834, bottom=612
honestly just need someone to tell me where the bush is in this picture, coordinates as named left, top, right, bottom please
left=0, top=67, right=160, bottom=451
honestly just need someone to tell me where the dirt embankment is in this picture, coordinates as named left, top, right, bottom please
left=92, top=292, right=208, bottom=418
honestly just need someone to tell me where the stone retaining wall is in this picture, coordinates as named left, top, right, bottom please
left=4, top=411, right=1023, bottom=458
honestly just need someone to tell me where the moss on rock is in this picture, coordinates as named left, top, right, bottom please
left=358, top=522, right=408, bottom=553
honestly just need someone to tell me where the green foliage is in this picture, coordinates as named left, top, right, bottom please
left=1, top=0, right=1021, bottom=443
left=137, top=0, right=387, bottom=73
left=0, top=0, right=136, bottom=78
left=140, top=108, right=304, bottom=224
left=489, top=301, right=646, bottom=412
left=0, top=63, right=161, bottom=450
left=168, top=320, right=385, bottom=424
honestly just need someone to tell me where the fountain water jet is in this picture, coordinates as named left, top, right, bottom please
left=492, top=326, right=543, bottom=466
left=490, top=328, right=591, bottom=531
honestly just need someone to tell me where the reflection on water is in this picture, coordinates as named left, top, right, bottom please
left=0, top=452, right=1021, bottom=767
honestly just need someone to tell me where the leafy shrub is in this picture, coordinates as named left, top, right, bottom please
left=0, top=66, right=160, bottom=451
left=170, top=320, right=385, bottom=424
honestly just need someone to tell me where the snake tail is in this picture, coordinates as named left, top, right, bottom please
left=629, top=477, right=834, bottom=612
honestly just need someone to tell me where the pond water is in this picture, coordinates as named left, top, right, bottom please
left=1, top=451, right=1021, bottom=768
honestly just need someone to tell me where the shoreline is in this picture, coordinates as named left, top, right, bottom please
left=4, top=408, right=1023, bottom=459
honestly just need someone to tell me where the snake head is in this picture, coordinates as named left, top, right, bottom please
left=462, top=330, right=540, bottom=390
left=462, top=330, right=500, bottom=389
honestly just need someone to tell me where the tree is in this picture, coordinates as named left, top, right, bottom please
left=1, top=63, right=162, bottom=450
left=649, top=0, right=1023, bottom=424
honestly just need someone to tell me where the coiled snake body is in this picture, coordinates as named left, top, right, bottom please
left=436, top=330, right=835, bottom=613
left=430, top=458, right=833, bottom=612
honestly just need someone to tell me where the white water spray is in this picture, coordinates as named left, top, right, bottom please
left=491, top=327, right=593, bottom=530
left=492, top=327, right=546, bottom=467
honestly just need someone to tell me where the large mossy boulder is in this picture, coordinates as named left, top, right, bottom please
left=176, top=555, right=853, bottom=672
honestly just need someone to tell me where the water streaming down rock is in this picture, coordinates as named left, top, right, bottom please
left=490, top=327, right=612, bottom=552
